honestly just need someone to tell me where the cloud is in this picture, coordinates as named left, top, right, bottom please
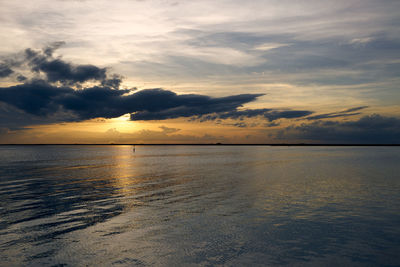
left=264, top=110, right=314, bottom=121
left=265, top=121, right=280, bottom=127
left=349, top=37, right=374, bottom=47
left=25, top=46, right=107, bottom=84
left=0, top=72, right=313, bottom=128
left=233, top=122, right=248, bottom=128
left=306, top=106, right=369, bottom=120
left=276, top=114, right=400, bottom=144
left=253, top=43, right=290, bottom=51
left=43, top=41, right=66, bottom=57
left=197, top=108, right=313, bottom=122
left=129, top=92, right=264, bottom=121
left=16, top=75, right=27, bottom=82
left=159, top=126, right=180, bottom=134
left=1, top=42, right=118, bottom=88
left=0, top=63, right=14, bottom=78
left=0, top=78, right=264, bottom=124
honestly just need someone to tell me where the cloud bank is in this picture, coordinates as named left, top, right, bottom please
left=0, top=81, right=265, bottom=121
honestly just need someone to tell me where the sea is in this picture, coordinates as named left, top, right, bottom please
left=0, top=145, right=399, bottom=266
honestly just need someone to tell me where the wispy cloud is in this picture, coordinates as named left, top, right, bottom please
left=197, top=109, right=313, bottom=122
left=253, top=43, right=290, bottom=51
left=306, top=106, right=369, bottom=120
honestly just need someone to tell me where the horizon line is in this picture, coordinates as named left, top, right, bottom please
left=0, top=143, right=399, bottom=146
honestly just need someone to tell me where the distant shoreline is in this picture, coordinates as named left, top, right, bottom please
left=0, top=144, right=399, bottom=146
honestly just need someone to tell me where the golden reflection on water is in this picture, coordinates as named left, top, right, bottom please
left=109, top=145, right=139, bottom=196
left=107, top=145, right=196, bottom=212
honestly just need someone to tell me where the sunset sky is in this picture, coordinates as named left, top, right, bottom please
left=0, top=0, right=399, bottom=143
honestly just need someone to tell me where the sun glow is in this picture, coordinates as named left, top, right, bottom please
left=106, top=114, right=138, bottom=132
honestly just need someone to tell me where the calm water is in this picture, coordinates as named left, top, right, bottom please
left=0, top=145, right=399, bottom=266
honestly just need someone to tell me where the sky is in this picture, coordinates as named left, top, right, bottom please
left=0, top=0, right=399, bottom=144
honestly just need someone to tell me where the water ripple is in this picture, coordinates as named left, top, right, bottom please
left=0, top=145, right=399, bottom=266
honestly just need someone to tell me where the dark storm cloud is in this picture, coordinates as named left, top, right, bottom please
left=197, top=108, right=313, bottom=122
left=0, top=80, right=72, bottom=116
left=129, top=91, right=264, bottom=120
left=0, top=102, right=57, bottom=131
left=100, top=74, right=124, bottom=89
left=277, top=114, right=400, bottom=144
left=25, top=47, right=107, bottom=84
left=0, top=42, right=110, bottom=85
left=306, top=106, right=369, bottom=120
left=0, top=79, right=264, bottom=123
